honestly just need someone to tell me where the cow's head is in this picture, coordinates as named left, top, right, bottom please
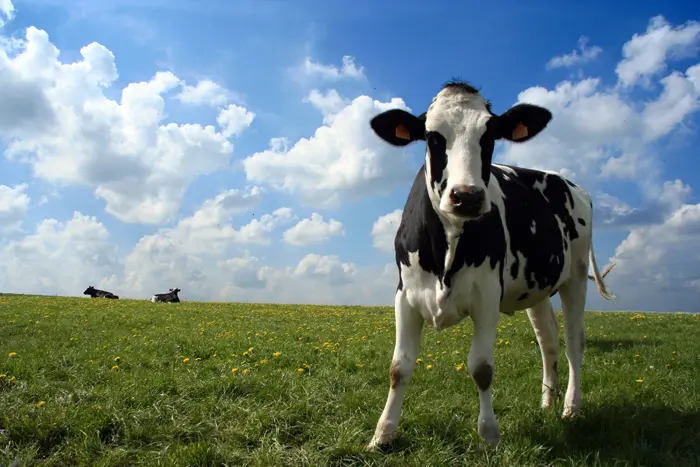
left=172, top=288, right=181, bottom=294
left=83, top=286, right=95, bottom=295
left=370, top=81, right=552, bottom=224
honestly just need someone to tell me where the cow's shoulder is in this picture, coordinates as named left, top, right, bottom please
left=395, top=165, right=448, bottom=282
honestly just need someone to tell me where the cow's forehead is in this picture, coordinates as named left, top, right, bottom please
left=426, top=85, right=491, bottom=129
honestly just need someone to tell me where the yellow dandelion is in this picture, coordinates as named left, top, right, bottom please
left=248, top=347, right=254, bottom=352
left=635, top=379, right=643, bottom=383
left=427, top=353, right=433, bottom=358
left=231, top=368, right=238, bottom=373
left=273, top=352, right=281, bottom=357
left=261, top=359, right=269, bottom=364
left=231, top=353, right=238, bottom=358
left=10, top=376, right=17, bottom=383
left=436, top=340, right=441, bottom=344
left=0, top=374, right=5, bottom=378
left=183, top=358, right=190, bottom=363
left=111, top=365, right=119, bottom=370
left=36, top=401, right=46, bottom=408
left=635, top=354, right=640, bottom=358
left=8, top=352, right=17, bottom=358
left=416, top=358, right=423, bottom=364
left=505, top=340, right=511, bottom=345
left=426, top=364, right=433, bottom=370
left=531, top=340, right=536, bottom=344
left=297, top=368, right=305, bottom=373
left=355, top=363, right=362, bottom=367
left=456, top=363, right=465, bottom=371
left=113, top=356, right=120, bottom=362
left=195, top=357, right=201, bottom=361
left=454, top=350, right=460, bottom=355
left=242, top=369, right=250, bottom=375
left=672, top=351, right=677, bottom=355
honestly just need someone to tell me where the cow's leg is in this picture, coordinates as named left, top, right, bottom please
left=526, top=298, right=560, bottom=409
left=367, top=291, right=424, bottom=450
left=559, top=258, right=589, bottom=419
left=468, top=300, right=501, bottom=447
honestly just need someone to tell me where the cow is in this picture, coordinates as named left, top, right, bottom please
left=365, top=80, right=616, bottom=450
left=83, top=286, right=119, bottom=299
left=151, top=288, right=181, bottom=303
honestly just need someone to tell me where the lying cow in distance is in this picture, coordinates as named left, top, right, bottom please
left=366, top=80, right=615, bottom=450
left=151, top=288, right=181, bottom=303
left=83, top=286, right=119, bottom=299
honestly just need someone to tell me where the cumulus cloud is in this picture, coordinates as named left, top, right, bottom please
left=283, top=213, right=344, bottom=246
left=304, top=88, right=350, bottom=124
left=175, top=79, right=233, bottom=107
left=300, top=55, right=365, bottom=81
left=616, top=16, right=700, bottom=88
left=371, top=209, right=402, bottom=252
left=0, top=212, right=121, bottom=296
left=0, top=0, right=15, bottom=28
left=0, top=183, right=30, bottom=232
left=546, top=36, right=602, bottom=70
left=605, top=202, right=700, bottom=312
left=0, top=26, right=254, bottom=224
left=242, top=94, right=417, bottom=209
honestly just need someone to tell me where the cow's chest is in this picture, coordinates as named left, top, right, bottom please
left=400, top=252, right=498, bottom=331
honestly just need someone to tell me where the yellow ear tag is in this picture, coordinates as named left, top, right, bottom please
left=395, top=124, right=411, bottom=140
left=512, top=122, right=529, bottom=140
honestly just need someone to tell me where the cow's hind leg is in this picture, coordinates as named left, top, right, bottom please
left=559, top=259, right=589, bottom=418
left=468, top=301, right=501, bottom=447
left=367, top=291, right=424, bottom=450
left=526, top=298, right=560, bottom=409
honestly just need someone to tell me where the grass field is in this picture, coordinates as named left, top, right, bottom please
left=1, top=295, right=699, bottom=466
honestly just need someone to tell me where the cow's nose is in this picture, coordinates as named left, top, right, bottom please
left=449, top=185, right=485, bottom=206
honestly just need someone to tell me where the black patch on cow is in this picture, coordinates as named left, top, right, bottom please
left=491, top=165, right=576, bottom=293
left=426, top=131, right=447, bottom=193
left=472, top=361, right=493, bottom=392
left=395, top=165, right=448, bottom=291
left=577, top=217, right=586, bottom=226
left=518, top=292, right=529, bottom=301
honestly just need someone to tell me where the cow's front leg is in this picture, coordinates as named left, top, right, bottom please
left=367, top=292, right=424, bottom=450
left=468, top=303, right=500, bottom=447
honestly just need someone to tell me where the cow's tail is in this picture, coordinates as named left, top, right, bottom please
left=588, top=246, right=616, bottom=302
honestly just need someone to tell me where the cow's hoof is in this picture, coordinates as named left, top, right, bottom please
left=561, top=406, right=583, bottom=419
left=365, top=433, right=394, bottom=452
left=478, top=418, right=500, bottom=448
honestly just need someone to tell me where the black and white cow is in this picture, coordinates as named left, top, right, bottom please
left=366, top=81, right=616, bottom=449
left=83, top=286, right=119, bottom=299
left=151, top=288, right=181, bottom=303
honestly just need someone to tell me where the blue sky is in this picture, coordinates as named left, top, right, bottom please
left=1, top=0, right=699, bottom=312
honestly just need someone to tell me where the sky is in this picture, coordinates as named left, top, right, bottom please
left=0, top=0, right=699, bottom=312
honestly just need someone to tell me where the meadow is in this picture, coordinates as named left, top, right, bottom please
left=1, top=295, right=699, bottom=466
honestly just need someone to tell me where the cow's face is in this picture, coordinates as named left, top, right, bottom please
left=83, top=286, right=95, bottom=295
left=370, top=81, right=552, bottom=223
left=172, top=288, right=181, bottom=294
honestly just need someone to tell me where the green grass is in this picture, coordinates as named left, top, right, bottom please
left=1, top=295, right=699, bottom=466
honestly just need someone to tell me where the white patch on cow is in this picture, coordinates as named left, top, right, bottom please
left=531, top=220, right=537, bottom=234
left=493, top=164, right=518, bottom=177
left=150, top=295, right=157, bottom=303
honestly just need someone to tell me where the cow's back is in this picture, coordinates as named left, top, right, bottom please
left=490, top=164, right=592, bottom=311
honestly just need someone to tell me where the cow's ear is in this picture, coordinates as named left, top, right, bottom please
left=370, top=109, right=426, bottom=146
left=496, top=104, right=552, bottom=143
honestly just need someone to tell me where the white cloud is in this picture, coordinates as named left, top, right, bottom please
left=0, top=0, right=14, bottom=28
left=0, top=183, right=30, bottom=232
left=217, top=103, right=256, bottom=138
left=546, top=36, right=602, bottom=69
left=300, top=55, right=365, bottom=81
left=371, top=209, right=402, bottom=252
left=175, top=79, right=232, bottom=107
left=242, top=94, right=417, bottom=209
left=282, top=213, right=344, bottom=246
left=0, top=212, right=121, bottom=296
left=0, top=26, right=254, bottom=224
left=616, top=16, right=700, bottom=87
left=606, top=202, right=700, bottom=312
left=304, top=88, right=349, bottom=124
